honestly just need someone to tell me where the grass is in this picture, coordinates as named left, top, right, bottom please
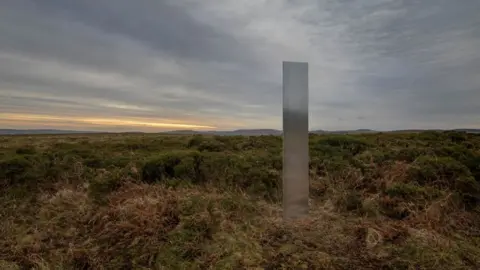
left=1, top=131, right=480, bottom=269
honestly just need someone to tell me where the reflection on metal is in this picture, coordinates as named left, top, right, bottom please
left=282, top=61, right=309, bottom=220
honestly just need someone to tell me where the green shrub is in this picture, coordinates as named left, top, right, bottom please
left=243, top=167, right=280, bottom=200
left=407, top=156, right=480, bottom=205
left=15, top=146, right=36, bottom=155
left=444, top=131, right=467, bottom=143
left=83, top=157, right=105, bottom=168
left=391, top=147, right=427, bottom=162
left=312, top=144, right=345, bottom=158
left=186, top=135, right=204, bottom=148
left=432, top=145, right=480, bottom=182
left=197, top=140, right=226, bottom=152
left=88, top=166, right=141, bottom=202
left=199, top=152, right=281, bottom=200
left=408, top=156, right=472, bottom=187
left=417, top=131, right=443, bottom=142
left=355, top=150, right=394, bottom=165
left=336, top=191, right=363, bottom=212
left=142, top=151, right=203, bottom=184
left=462, top=140, right=475, bottom=149
left=39, top=152, right=72, bottom=180
left=103, top=156, right=133, bottom=168
left=385, top=183, right=430, bottom=199
left=378, top=196, right=411, bottom=220
left=88, top=174, right=123, bottom=203
left=432, top=145, right=476, bottom=161
left=315, top=135, right=371, bottom=155
left=0, top=156, right=36, bottom=185
left=312, top=156, right=352, bottom=176
left=199, top=152, right=238, bottom=184
left=186, top=136, right=227, bottom=152
left=454, top=176, right=480, bottom=207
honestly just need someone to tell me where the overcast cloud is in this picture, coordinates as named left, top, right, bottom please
left=0, top=0, right=479, bottom=131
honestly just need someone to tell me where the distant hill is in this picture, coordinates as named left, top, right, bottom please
left=389, top=129, right=480, bottom=134
left=161, top=130, right=201, bottom=135
left=0, top=129, right=102, bottom=135
left=453, top=129, right=480, bottom=133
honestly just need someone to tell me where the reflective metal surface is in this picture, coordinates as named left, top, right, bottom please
left=282, top=61, right=309, bottom=220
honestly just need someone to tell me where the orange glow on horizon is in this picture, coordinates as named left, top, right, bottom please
left=0, top=113, right=217, bottom=130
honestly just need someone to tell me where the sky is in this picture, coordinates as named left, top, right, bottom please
left=1, top=0, right=480, bottom=132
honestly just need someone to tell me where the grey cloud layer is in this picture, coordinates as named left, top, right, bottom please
left=1, top=0, right=479, bottom=130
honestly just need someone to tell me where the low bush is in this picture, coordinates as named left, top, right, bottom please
left=336, top=190, right=363, bottom=212
left=87, top=169, right=135, bottom=203
left=407, top=156, right=472, bottom=187
left=407, top=156, right=480, bottom=206
left=186, top=135, right=204, bottom=148
left=417, top=131, right=444, bottom=142
left=314, top=135, right=371, bottom=155
left=432, top=145, right=480, bottom=181
left=15, top=146, right=36, bottom=155
left=0, top=155, right=40, bottom=186
left=378, top=196, right=411, bottom=220
left=444, top=130, right=467, bottom=143
left=385, top=183, right=428, bottom=199
left=142, top=151, right=203, bottom=184
left=201, top=152, right=282, bottom=200
left=198, top=139, right=226, bottom=152
left=391, top=147, right=427, bottom=162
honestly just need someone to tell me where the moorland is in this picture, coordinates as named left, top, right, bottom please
left=1, top=131, right=480, bottom=269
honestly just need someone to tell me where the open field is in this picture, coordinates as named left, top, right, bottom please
left=1, top=131, right=480, bottom=269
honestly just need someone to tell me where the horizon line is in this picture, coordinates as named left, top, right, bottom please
left=2, top=127, right=480, bottom=134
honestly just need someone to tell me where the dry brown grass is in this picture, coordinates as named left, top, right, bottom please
left=2, top=181, right=480, bottom=269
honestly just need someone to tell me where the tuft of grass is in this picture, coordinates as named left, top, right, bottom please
left=0, top=260, right=20, bottom=270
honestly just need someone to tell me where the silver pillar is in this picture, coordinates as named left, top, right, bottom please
left=282, top=61, right=309, bottom=220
